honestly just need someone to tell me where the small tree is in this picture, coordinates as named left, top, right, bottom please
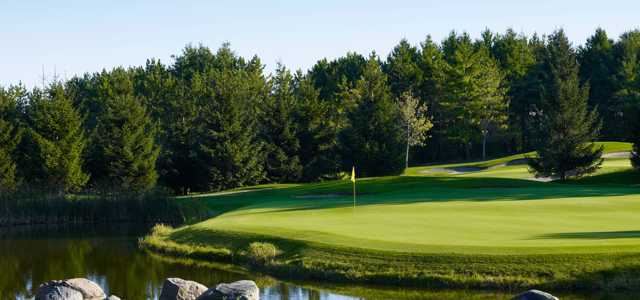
left=528, top=30, right=603, bottom=180
left=398, top=92, right=433, bottom=169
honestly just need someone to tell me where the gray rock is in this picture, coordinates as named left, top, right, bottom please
left=196, top=280, right=259, bottom=300
left=159, top=277, right=208, bottom=300
left=106, top=296, right=121, bottom=300
left=511, top=289, right=559, bottom=300
left=35, top=282, right=83, bottom=300
left=62, top=278, right=106, bottom=299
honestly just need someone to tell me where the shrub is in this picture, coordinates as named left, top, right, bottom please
left=149, top=223, right=174, bottom=236
left=246, top=242, right=280, bottom=264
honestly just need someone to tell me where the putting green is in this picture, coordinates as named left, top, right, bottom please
left=171, top=142, right=640, bottom=255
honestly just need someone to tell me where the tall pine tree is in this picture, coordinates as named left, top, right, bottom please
left=0, top=86, right=23, bottom=191
left=528, top=30, right=603, bottom=180
left=340, top=54, right=405, bottom=176
left=197, top=46, right=267, bottom=191
left=23, top=84, right=89, bottom=192
left=294, top=73, right=341, bottom=181
left=261, top=64, right=302, bottom=182
left=93, top=95, right=160, bottom=191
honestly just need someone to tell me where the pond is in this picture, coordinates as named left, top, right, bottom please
left=0, top=224, right=634, bottom=299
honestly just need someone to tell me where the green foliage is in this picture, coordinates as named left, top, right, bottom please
left=340, top=54, right=405, bottom=177
left=529, top=30, right=604, bottom=180
left=398, top=91, right=433, bottom=168
left=22, top=85, right=89, bottom=192
left=261, top=64, right=303, bottom=182
left=196, top=46, right=267, bottom=191
left=441, top=32, right=507, bottom=159
left=246, top=242, right=280, bottom=264
left=0, top=86, right=23, bottom=191
left=294, top=76, right=341, bottom=181
left=384, top=39, right=422, bottom=97
left=93, top=95, right=160, bottom=191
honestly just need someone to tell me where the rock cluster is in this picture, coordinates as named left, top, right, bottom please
left=35, top=277, right=259, bottom=300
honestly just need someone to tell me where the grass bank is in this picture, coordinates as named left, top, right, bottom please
left=141, top=142, right=640, bottom=291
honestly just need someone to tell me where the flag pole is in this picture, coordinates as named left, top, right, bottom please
left=351, top=166, right=356, bottom=209
left=353, top=177, right=356, bottom=208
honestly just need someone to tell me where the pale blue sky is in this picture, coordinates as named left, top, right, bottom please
left=1, top=0, right=639, bottom=88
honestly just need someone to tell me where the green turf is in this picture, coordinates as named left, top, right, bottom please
left=145, top=141, right=640, bottom=289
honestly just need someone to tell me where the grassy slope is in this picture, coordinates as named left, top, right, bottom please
left=143, top=142, right=640, bottom=290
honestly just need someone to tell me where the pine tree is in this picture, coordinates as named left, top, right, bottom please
left=24, top=84, right=89, bottom=192
left=441, top=32, right=506, bottom=159
left=261, top=64, right=302, bottom=182
left=611, top=30, right=640, bottom=139
left=93, top=95, right=160, bottom=191
left=294, top=73, right=340, bottom=181
left=492, top=29, right=537, bottom=152
left=197, top=46, right=267, bottom=191
left=417, top=36, right=447, bottom=161
left=384, top=39, right=422, bottom=97
left=578, top=28, right=617, bottom=139
left=340, top=54, right=405, bottom=176
left=528, top=30, right=604, bottom=180
left=0, top=86, right=23, bottom=191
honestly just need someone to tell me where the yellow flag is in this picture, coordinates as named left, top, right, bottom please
left=351, top=166, right=356, bottom=183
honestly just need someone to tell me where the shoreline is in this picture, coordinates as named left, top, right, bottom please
left=139, top=226, right=640, bottom=293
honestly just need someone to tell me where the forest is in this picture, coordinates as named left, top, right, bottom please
left=1, top=28, right=639, bottom=196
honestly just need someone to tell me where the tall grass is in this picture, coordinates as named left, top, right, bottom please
left=0, top=186, right=185, bottom=226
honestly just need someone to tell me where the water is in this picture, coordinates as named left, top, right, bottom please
left=0, top=224, right=634, bottom=299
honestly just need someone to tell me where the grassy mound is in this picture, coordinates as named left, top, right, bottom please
left=142, top=142, right=640, bottom=290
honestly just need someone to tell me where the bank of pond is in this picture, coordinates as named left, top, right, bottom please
left=0, top=224, right=638, bottom=299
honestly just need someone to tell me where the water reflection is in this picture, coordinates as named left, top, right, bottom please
left=0, top=224, right=635, bottom=300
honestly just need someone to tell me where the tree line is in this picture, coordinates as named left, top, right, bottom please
left=1, top=28, right=639, bottom=195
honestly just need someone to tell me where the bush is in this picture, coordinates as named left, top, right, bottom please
left=246, top=242, right=280, bottom=264
left=149, top=223, right=174, bottom=236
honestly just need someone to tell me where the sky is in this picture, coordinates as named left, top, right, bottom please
left=1, top=0, right=639, bottom=88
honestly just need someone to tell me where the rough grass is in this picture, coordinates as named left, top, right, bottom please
left=143, top=141, right=640, bottom=290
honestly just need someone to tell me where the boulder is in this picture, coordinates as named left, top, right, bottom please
left=107, top=296, right=121, bottom=300
left=36, top=278, right=106, bottom=300
left=35, top=282, right=83, bottom=300
left=62, top=278, right=106, bottom=299
left=159, top=277, right=208, bottom=300
left=511, top=289, right=559, bottom=300
left=196, top=280, right=259, bottom=300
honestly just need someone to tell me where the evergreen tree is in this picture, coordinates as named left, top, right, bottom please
left=196, top=46, right=267, bottom=191
left=0, top=86, right=24, bottom=191
left=261, top=64, right=302, bottom=182
left=340, top=54, right=405, bottom=176
left=492, top=29, right=537, bottom=152
left=528, top=30, right=604, bottom=180
left=611, top=30, right=640, bottom=139
left=23, top=84, right=89, bottom=192
left=578, top=28, right=617, bottom=138
left=384, top=39, right=422, bottom=97
left=417, top=36, right=447, bottom=161
left=441, top=32, right=506, bottom=159
left=93, top=95, right=160, bottom=191
left=294, top=73, right=341, bottom=181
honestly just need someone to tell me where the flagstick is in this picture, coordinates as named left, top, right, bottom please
left=352, top=179, right=356, bottom=209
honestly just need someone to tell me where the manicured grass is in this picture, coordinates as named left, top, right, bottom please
left=143, top=142, right=640, bottom=290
